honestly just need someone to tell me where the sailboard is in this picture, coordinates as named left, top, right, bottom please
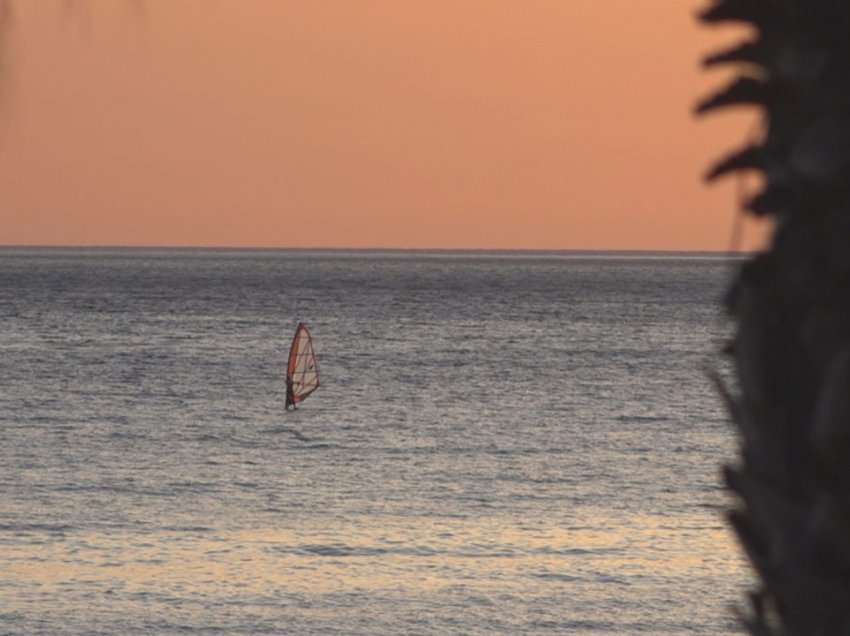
left=286, top=322, right=319, bottom=410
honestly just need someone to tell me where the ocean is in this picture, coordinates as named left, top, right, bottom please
left=0, top=247, right=748, bottom=635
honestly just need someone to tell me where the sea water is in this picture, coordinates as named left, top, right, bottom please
left=0, top=248, right=748, bottom=635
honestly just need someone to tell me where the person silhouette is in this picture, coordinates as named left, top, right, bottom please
left=286, top=377, right=297, bottom=410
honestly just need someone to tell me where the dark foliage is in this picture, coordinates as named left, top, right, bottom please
left=698, top=0, right=850, bottom=633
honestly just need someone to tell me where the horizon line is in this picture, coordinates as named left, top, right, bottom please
left=0, top=243, right=755, bottom=255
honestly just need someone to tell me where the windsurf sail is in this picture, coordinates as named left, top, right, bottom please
left=286, top=322, right=319, bottom=409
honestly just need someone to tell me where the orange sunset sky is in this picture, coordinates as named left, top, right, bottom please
left=0, top=1, right=761, bottom=250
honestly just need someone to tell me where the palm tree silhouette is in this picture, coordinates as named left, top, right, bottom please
left=699, top=0, right=850, bottom=632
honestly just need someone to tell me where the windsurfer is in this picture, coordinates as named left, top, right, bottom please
left=286, top=377, right=296, bottom=410
left=285, top=322, right=319, bottom=410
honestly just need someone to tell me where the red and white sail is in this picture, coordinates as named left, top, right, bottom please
left=286, top=322, right=319, bottom=406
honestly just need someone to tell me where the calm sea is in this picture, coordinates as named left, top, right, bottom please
left=0, top=247, right=748, bottom=635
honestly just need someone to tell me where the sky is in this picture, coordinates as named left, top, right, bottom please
left=0, top=1, right=764, bottom=250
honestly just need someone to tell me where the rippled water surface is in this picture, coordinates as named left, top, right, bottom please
left=0, top=248, right=747, bottom=634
